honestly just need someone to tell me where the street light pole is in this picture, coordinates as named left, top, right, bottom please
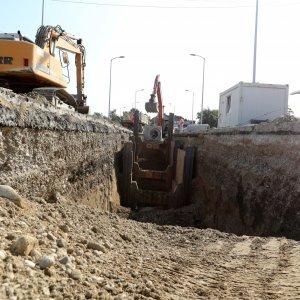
left=132, top=102, right=139, bottom=109
left=190, top=53, right=205, bottom=124
left=108, top=56, right=125, bottom=118
left=42, top=0, right=45, bottom=25
left=135, top=89, right=144, bottom=110
left=185, top=90, right=194, bottom=123
left=253, top=0, right=259, bottom=83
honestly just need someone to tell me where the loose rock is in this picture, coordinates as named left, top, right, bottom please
left=0, top=250, right=7, bottom=260
left=70, top=269, right=82, bottom=280
left=59, top=224, right=70, bottom=233
left=86, top=241, right=107, bottom=253
left=0, top=185, right=26, bottom=208
left=11, top=235, right=38, bottom=256
left=38, top=255, right=55, bottom=269
left=57, top=238, right=66, bottom=248
left=24, top=260, right=35, bottom=269
left=59, top=256, right=70, bottom=265
left=47, top=233, right=56, bottom=241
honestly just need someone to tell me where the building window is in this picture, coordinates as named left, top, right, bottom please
left=226, top=95, right=231, bottom=114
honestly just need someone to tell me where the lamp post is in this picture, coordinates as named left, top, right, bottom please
left=132, top=102, right=139, bottom=109
left=135, top=89, right=144, bottom=110
left=190, top=53, right=205, bottom=124
left=108, top=55, right=125, bottom=118
left=253, top=0, right=259, bottom=83
left=42, top=0, right=45, bottom=25
left=185, top=89, right=194, bottom=123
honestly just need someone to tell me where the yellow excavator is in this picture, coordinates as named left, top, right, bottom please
left=0, top=25, right=89, bottom=114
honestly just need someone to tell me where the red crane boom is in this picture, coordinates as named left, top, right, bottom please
left=145, top=74, right=164, bottom=126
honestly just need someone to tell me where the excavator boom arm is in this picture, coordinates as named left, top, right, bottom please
left=145, top=75, right=164, bottom=126
left=35, top=25, right=87, bottom=109
left=156, top=81, right=163, bottom=127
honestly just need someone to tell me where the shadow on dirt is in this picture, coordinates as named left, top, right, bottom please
left=118, top=204, right=203, bottom=228
left=117, top=204, right=300, bottom=242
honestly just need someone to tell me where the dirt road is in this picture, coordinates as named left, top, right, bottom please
left=0, top=196, right=299, bottom=299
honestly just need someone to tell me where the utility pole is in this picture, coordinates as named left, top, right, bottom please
left=190, top=54, right=205, bottom=124
left=108, top=56, right=125, bottom=117
left=42, top=0, right=45, bottom=26
left=252, top=0, right=259, bottom=83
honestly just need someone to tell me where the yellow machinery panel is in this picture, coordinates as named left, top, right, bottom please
left=0, top=26, right=89, bottom=114
left=0, top=40, right=68, bottom=91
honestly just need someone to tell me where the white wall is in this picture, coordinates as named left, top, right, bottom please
left=218, top=82, right=288, bottom=128
left=240, top=84, right=288, bottom=125
left=218, top=84, right=240, bottom=127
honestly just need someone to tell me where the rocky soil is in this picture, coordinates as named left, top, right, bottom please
left=0, top=88, right=130, bottom=211
left=182, top=117, right=300, bottom=240
left=0, top=195, right=299, bottom=300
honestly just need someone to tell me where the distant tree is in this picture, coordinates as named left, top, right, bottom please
left=285, top=107, right=297, bottom=121
left=109, top=109, right=121, bottom=123
left=197, top=108, right=219, bottom=128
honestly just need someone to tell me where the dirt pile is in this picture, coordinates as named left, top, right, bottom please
left=0, top=196, right=299, bottom=299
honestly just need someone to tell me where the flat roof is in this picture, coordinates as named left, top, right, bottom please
left=220, top=82, right=289, bottom=97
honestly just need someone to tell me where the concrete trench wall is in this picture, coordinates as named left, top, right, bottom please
left=0, top=89, right=130, bottom=211
left=175, top=119, right=300, bottom=240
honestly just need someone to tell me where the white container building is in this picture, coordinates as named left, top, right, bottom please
left=218, top=82, right=289, bottom=128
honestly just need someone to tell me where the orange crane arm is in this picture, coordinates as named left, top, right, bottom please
left=145, top=74, right=164, bottom=126
left=156, top=80, right=163, bottom=127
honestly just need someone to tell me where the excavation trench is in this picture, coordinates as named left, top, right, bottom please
left=118, top=119, right=300, bottom=241
left=1, top=89, right=300, bottom=241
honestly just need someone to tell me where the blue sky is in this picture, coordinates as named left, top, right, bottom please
left=2, top=0, right=300, bottom=118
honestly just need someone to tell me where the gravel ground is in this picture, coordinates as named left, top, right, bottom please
left=0, top=196, right=299, bottom=299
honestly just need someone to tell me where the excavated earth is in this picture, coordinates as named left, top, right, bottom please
left=0, top=89, right=300, bottom=299
left=0, top=196, right=299, bottom=299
